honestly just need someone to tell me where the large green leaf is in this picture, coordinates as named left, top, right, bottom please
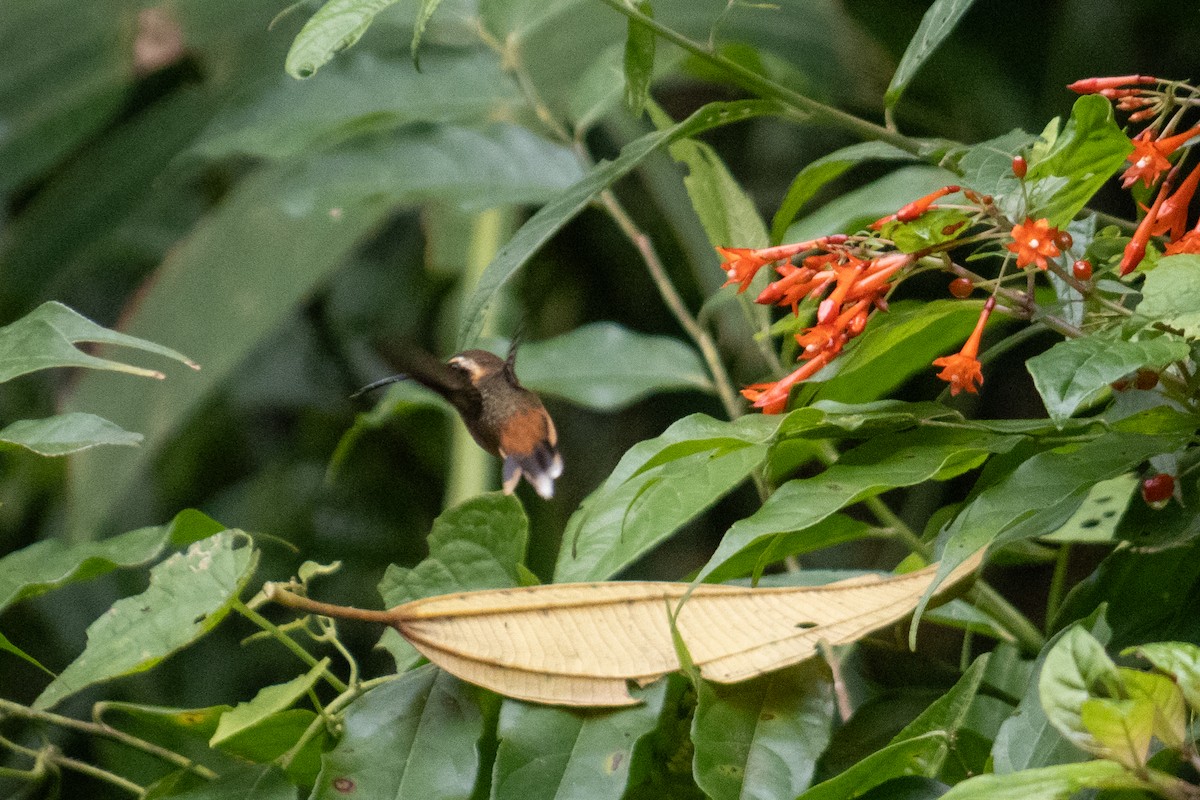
left=491, top=681, right=667, bottom=800
left=700, top=427, right=1016, bottom=582
left=913, top=433, right=1183, bottom=638
left=692, top=660, right=834, bottom=800
left=457, top=99, right=776, bottom=350
left=884, top=0, right=976, bottom=111
left=311, top=666, right=484, bottom=800
left=955, top=129, right=1037, bottom=223
left=1127, top=642, right=1200, bottom=713
left=938, top=760, right=1143, bottom=800
left=1026, top=334, right=1189, bottom=425
left=0, top=628, right=54, bottom=676
left=193, top=51, right=522, bottom=162
left=378, top=493, right=528, bottom=667
left=1022, top=95, right=1132, bottom=227
left=1138, top=254, right=1200, bottom=337
left=0, top=412, right=142, bottom=456
left=554, top=413, right=782, bottom=582
left=771, top=142, right=918, bottom=243
left=34, top=531, right=258, bottom=710
left=64, top=124, right=582, bottom=536
left=168, top=765, right=298, bottom=800
left=210, top=658, right=331, bottom=747
left=0, top=509, right=224, bottom=611
left=784, top=166, right=958, bottom=242
left=0, top=301, right=197, bottom=383
left=285, top=0, right=401, bottom=78
left=516, top=322, right=713, bottom=410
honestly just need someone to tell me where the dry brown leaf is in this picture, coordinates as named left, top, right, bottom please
left=268, top=549, right=984, bottom=707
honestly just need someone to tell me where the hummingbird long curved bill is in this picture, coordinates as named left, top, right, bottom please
left=353, top=340, right=563, bottom=499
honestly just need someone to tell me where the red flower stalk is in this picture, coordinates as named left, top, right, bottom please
left=932, top=296, right=995, bottom=396
left=870, top=185, right=961, bottom=229
left=1121, top=125, right=1200, bottom=189
left=1006, top=217, right=1063, bottom=270
left=1151, top=163, right=1200, bottom=241
left=1120, top=178, right=1172, bottom=275
left=1067, top=75, right=1157, bottom=94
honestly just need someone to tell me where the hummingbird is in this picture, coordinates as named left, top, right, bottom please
left=353, top=339, right=563, bottom=499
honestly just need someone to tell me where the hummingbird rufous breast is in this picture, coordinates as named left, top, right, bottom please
left=353, top=340, right=563, bottom=499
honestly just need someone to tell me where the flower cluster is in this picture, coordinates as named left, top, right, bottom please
left=718, top=238, right=915, bottom=413
left=1072, top=75, right=1200, bottom=273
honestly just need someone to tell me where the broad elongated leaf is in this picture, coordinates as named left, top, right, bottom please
left=311, top=666, right=483, bottom=800
left=286, top=0, right=399, bottom=78
left=349, top=549, right=983, bottom=706
left=913, top=432, right=1182, bottom=639
left=771, top=142, right=918, bottom=243
left=1138, top=255, right=1200, bottom=336
left=785, top=166, right=957, bottom=241
left=211, top=658, right=331, bottom=746
left=938, top=760, right=1143, bottom=800
left=555, top=413, right=782, bottom=583
left=885, top=0, right=976, bottom=111
left=692, top=660, right=835, bottom=800
left=457, top=99, right=776, bottom=350
left=491, top=681, right=667, bottom=800
left=0, top=412, right=141, bottom=456
left=34, top=531, right=258, bottom=710
left=1037, top=626, right=1122, bottom=753
left=1027, top=334, right=1189, bottom=425
left=955, top=129, right=1037, bottom=223
left=0, top=509, right=224, bottom=611
left=622, top=2, right=655, bottom=117
left=1041, top=474, right=1137, bottom=543
left=377, top=493, right=528, bottom=667
left=0, top=628, right=54, bottom=675
left=516, top=322, right=713, bottom=410
left=65, top=124, right=582, bottom=536
left=700, top=428, right=1015, bottom=582
left=1128, top=641, right=1200, bottom=711
left=0, top=301, right=197, bottom=383
left=168, top=765, right=298, bottom=800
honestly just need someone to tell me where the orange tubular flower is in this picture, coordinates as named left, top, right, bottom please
left=1006, top=218, right=1062, bottom=270
left=1151, top=163, right=1200, bottom=241
left=1121, top=124, right=1200, bottom=189
left=932, top=296, right=995, bottom=396
left=717, top=237, right=848, bottom=292
left=1121, top=180, right=1172, bottom=275
left=742, top=351, right=835, bottom=414
left=1165, top=227, right=1200, bottom=255
left=1067, top=75, right=1157, bottom=94
left=870, top=185, right=961, bottom=230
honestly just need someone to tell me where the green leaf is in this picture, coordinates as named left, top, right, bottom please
left=0, top=509, right=225, bottom=611
left=815, top=299, right=986, bottom=404
left=555, top=413, right=782, bottom=582
left=1023, top=95, right=1133, bottom=227
left=457, top=99, right=776, bottom=349
left=1078, top=697, right=1152, bottom=769
left=516, top=322, right=713, bottom=410
left=286, top=0, right=400, bottom=78
left=785, top=166, right=957, bottom=242
left=913, top=433, right=1181, bottom=639
left=894, top=655, right=988, bottom=747
left=692, top=660, right=834, bottom=800
left=165, top=765, right=298, bottom=800
left=0, top=301, right=197, bottom=383
left=378, top=492, right=527, bottom=667
left=491, top=681, right=667, bottom=800
left=771, top=142, right=919, bottom=244
left=700, top=428, right=1015, bottom=582
left=1041, top=474, right=1136, bottom=543
left=796, top=732, right=948, bottom=800
left=956, top=129, right=1037, bottom=223
left=623, top=2, right=655, bottom=117
left=1127, top=641, right=1200, bottom=713
left=65, top=123, right=582, bottom=536
left=193, top=51, right=523, bottom=162
left=34, top=531, right=258, bottom=710
left=938, top=760, right=1143, bottom=800
left=884, top=0, right=976, bottom=111
left=99, top=702, right=232, bottom=741
left=0, top=412, right=141, bottom=456
left=411, top=0, right=448, bottom=69
left=211, top=658, right=331, bottom=747
left=1138, top=254, right=1200, bottom=337
left=1026, top=335, right=1189, bottom=425
left=0, top=628, right=54, bottom=676
left=1038, top=625, right=1122, bottom=753
left=311, top=666, right=484, bottom=800
left=878, top=207, right=972, bottom=253
left=1117, top=668, right=1186, bottom=750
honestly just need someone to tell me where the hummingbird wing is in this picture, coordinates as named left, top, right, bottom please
left=374, top=342, right=483, bottom=421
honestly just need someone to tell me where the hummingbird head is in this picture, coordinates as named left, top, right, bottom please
left=447, top=349, right=509, bottom=385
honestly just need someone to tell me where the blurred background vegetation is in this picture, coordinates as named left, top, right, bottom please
left=3, top=0, right=1200, bottom=791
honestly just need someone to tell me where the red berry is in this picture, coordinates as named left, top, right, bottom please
left=1141, top=473, right=1175, bottom=507
left=948, top=278, right=973, bottom=298
left=1135, top=368, right=1159, bottom=390
left=1012, top=155, right=1028, bottom=178
left=1055, top=230, right=1074, bottom=250
left=1072, top=259, right=1093, bottom=280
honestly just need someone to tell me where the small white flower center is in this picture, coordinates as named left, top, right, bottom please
left=1028, top=238, right=1040, bottom=248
